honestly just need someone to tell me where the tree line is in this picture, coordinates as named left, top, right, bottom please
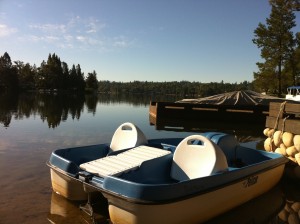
left=0, top=52, right=99, bottom=92
left=0, top=51, right=254, bottom=97
left=98, top=80, right=253, bottom=98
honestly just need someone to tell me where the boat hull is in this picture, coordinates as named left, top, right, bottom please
left=50, top=168, right=87, bottom=201
left=105, top=165, right=285, bottom=224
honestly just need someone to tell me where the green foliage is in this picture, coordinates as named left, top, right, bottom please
left=284, top=32, right=300, bottom=86
left=0, top=52, right=18, bottom=91
left=0, top=52, right=254, bottom=97
left=98, top=80, right=253, bottom=97
left=253, top=0, right=297, bottom=96
left=37, top=53, right=64, bottom=90
left=0, top=52, right=90, bottom=93
left=86, top=70, right=99, bottom=90
left=14, top=61, right=36, bottom=90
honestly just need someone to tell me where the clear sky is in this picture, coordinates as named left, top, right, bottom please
left=0, top=0, right=299, bottom=83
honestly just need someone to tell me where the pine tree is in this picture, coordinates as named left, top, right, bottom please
left=253, top=0, right=296, bottom=96
left=0, top=52, right=18, bottom=91
left=86, top=70, right=99, bottom=90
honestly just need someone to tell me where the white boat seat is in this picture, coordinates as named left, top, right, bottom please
left=80, top=146, right=171, bottom=177
left=109, top=122, right=148, bottom=152
left=170, top=135, right=228, bottom=181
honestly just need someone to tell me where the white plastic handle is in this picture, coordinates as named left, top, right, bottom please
left=183, top=135, right=214, bottom=149
left=121, top=122, right=134, bottom=131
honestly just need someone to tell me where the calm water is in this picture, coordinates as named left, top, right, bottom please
left=0, top=92, right=297, bottom=224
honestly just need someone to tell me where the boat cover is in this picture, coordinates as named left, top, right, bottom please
left=80, top=146, right=171, bottom=177
left=176, top=90, right=287, bottom=106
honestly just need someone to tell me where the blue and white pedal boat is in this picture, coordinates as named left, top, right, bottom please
left=48, top=122, right=288, bottom=224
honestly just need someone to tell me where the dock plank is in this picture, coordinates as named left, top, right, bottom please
left=265, top=116, right=300, bottom=135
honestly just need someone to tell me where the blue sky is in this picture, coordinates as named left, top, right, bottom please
left=0, top=0, right=299, bottom=83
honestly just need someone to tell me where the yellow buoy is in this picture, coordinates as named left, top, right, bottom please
left=267, top=129, right=275, bottom=137
left=288, top=156, right=297, bottom=163
left=286, top=146, right=298, bottom=157
left=280, top=143, right=287, bottom=150
left=275, top=147, right=286, bottom=156
left=295, top=153, right=300, bottom=166
left=263, top=128, right=270, bottom=137
left=283, top=132, right=294, bottom=148
left=291, top=202, right=300, bottom=212
left=273, top=130, right=282, bottom=147
left=294, top=135, right=300, bottom=151
left=288, top=213, right=299, bottom=224
left=285, top=203, right=293, bottom=213
left=278, top=209, right=289, bottom=222
left=264, top=137, right=274, bottom=152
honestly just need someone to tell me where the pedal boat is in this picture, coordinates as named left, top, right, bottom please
left=47, top=122, right=288, bottom=224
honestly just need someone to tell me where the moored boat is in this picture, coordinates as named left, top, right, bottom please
left=286, top=86, right=300, bottom=101
left=47, top=122, right=288, bottom=224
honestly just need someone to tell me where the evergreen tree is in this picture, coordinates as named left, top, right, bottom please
left=0, top=52, right=18, bottom=91
left=253, top=0, right=296, bottom=96
left=75, top=64, right=85, bottom=91
left=36, top=60, right=47, bottom=89
left=285, top=32, right=300, bottom=86
left=253, top=62, right=277, bottom=93
left=14, top=61, right=36, bottom=90
left=61, top=62, right=69, bottom=89
left=46, top=53, right=63, bottom=89
left=69, top=64, right=77, bottom=90
left=86, top=70, right=99, bottom=90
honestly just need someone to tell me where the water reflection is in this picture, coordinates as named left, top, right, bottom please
left=48, top=192, right=110, bottom=224
left=0, top=93, right=84, bottom=128
left=0, top=92, right=18, bottom=127
left=207, top=184, right=285, bottom=224
left=96, top=93, right=178, bottom=106
left=0, top=92, right=173, bottom=129
left=37, top=94, right=85, bottom=128
left=149, top=114, right=266, bottom=143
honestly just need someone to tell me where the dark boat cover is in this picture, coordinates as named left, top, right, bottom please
left=176, top=90, right=288, bottom=106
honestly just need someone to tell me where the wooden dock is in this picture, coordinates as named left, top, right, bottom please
left=149, top=101, right=269, bottom=124
left=265, top=102, right=300, bottom=135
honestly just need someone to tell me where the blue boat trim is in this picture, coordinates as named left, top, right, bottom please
left=98, top=154, right=287, bottom=204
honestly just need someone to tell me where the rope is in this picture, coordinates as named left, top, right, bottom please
left=273, top=101, right=287, bottom=131
left=281, top=115, right=290, bottom=134
left=270, top=101, right=287, bottom=152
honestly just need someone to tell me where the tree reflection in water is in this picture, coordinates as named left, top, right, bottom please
left=0, top=92, right=86, bottom=128
left=0, top=92, right=18, bottom=128
left=0, top=92, right=178, bottom=129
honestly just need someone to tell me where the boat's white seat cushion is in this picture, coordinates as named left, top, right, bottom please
left=109, top=122, right=148, bottom=152
left=171, top=135, right=228, bottom=181
left=80, top=146, right=171, bottom=177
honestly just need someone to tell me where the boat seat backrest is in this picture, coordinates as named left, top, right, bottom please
left=171, top=135, right=228, bottom=181
left=109, top=122, right=148, bottom=152
left=208, top=133, right=239, bottom=161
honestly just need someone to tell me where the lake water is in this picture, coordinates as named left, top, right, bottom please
left=0, top=92, right=298, bottom=224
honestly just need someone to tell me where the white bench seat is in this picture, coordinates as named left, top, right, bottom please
left=80, top=145, right=171, bottom=177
